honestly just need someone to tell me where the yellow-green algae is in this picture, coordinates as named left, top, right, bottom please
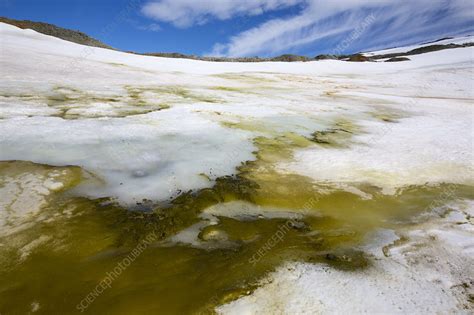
left=125, top=85, right=222, bottom=105
left=47, top=86, right=172, bottom=119
left=213, top=73, right=277, bottom=84
left=1, top=85, right=174, bottom=120
left=0, top=82, right=280, bottom=120
left=367, top=107, right=409, bottom=123
left=309, top=118, right=361, bottom=148
left=1, top=120, right=473, bottom=315
left=211, top=86, right=246, bottom=93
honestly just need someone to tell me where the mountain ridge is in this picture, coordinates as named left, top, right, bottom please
left=0, top=16, right=113, bottom=50
left=1, top=16, right=472, bottom=63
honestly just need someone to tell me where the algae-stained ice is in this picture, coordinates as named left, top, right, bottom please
left=0, top=1, right=473, bottom=314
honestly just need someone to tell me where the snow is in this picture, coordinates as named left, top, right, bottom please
left=0, top=22, right=473, bottom=314
left=0, top=164, right=78, bottom=237
left=0, top=113, right=256, bottom=203
left=279, top=106, right=474, bottom=195
left=218, top=200, right=474, bottom=314
left=1, top=22, right=472, bottom=204
left=364, top=35, right=474, bottom=56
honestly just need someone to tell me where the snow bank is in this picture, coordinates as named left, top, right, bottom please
left=1, top=21, right=473, bottom=204
left=279, top=103, right=474, bottom=195
left=364, top=35, right=474, bottom=56
left=218, top=200, right=474, bottom=314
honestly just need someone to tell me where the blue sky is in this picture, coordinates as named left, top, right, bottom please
left=2, top=0, right=473, bottom=57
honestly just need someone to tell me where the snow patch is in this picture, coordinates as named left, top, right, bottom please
left=218, top=200, right=474, bottom=314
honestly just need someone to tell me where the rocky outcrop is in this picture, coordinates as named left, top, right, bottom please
left=314, top=54, right=339, bottom=60
left=271, top=54, right=310, bottom=62
left=385, top=57, right=411, bottom=62
left=347, top=54, right=372, bottom=62
left=370, top=42, right=474, bottom=60
left=0, top=16, right=113, bottom=49
left=143, top=52, right=309, bottom=62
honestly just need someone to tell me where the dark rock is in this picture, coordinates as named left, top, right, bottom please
left=325, top=253, right=338, bottom=261
left=323, top=249, right=369, bottom=270
left=315, top=54, right=338, bottom=60
left=421, top=37, right=453, bottom=44
left=408, top=43, right=459, bottom=55
left=385, top=57, right=411, bottom=62
left=347, top=54, right=371, bottom=62
left=271, top=54, right=310, bottom=62
left=370, top=42, right=474, bottom=60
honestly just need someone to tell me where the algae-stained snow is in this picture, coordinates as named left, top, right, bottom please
left=0, top=22, right=473, bottom=314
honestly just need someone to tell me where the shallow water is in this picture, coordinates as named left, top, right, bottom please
left=1, top=159, right=472, bottom=315
left=0, top=102, right=472, bottom=314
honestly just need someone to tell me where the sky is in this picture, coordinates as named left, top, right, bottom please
left=2, top=0, right=473, bottom=57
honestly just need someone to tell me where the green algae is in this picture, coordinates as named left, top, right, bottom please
left=222, top=120, right=278, bottom=134
left=1, top=63, right=473, bottom=314
left=0, top=189, right=352, bottom=313
left=209, top=86, right=258, bottom=95
left=1, top=126, right=473, bottom=315
left=44, top=85, right=173, bottom=119
left=368, top=107, right=408, bottom=123
left=309, top=119, right=360, bottom=148
left=3, top=85, right=174, bottom=120
left=126, top=85, right=222, bottom=105
left=211, top=86, right=245, bottom=92
left=4, top=83, right=227, bottom=120
left=213, top=73, right=277, bottom=85
left=0, top=93, right=39, bottom=100
left=107, top=62, right=128, bottom=67
left=1, top=167, right=472, bottom=314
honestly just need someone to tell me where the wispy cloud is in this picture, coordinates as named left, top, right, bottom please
left=142, top=0, right=303, bottom=28
left=125, top=18, right=163, bottom=33
left=138, top=23, right=162, bottom=32
left=142, top=0, right=474, bottom=56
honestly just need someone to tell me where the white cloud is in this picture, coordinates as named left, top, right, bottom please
left=141, top=0, right=474, bottom=56
left=209, top=0, right=474, bottom=57
left=141, top=0, right=303, bottom=28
